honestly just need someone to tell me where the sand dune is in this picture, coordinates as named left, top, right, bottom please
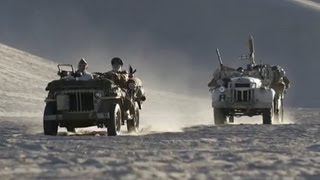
left=291, top=0, right=320, bottom=10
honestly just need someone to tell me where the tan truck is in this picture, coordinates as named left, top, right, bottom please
left=209, top=35, right=289, bottom=125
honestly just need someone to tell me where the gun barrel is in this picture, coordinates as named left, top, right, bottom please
left=216, top=48, right=223, bottom=68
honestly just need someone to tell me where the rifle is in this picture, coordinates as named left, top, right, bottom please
left=216, top=48, right=223, bottom=69
left=128, top=65, right=137, bottom=79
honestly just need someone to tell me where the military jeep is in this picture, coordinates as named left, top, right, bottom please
left=43, top=64, right=145, bottom=136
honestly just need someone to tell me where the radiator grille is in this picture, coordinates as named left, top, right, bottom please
left=233, top=89, right=253, bottom=102
left=66, top=91, right=94, bottom=112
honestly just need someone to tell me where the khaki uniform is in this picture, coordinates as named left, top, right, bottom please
left=271, top=68, right=290, bottom=99
left=61, top=70, right=93, bottom=81
left=283, top=76, right=290, bottom=89
left=76, top=71, right=94, bottom=81
left=105, top=70, right=128, bottom=89
left=208, top=66, right=237, bottom=87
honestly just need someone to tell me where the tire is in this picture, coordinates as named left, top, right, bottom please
left=229, top=116, right=234, bottom=123
left=66, top=127, right=76, bottom=133
left=274, top=98, right=284, bottom=123
left=280, top=99, right=284, bottom=122
left=43, top=102, right=58, bottom=136
left=262, top=108, right=273, bottom=125
left=107, top=103, right=122, bottom=136
left=214, top=108, right=227, bottom=125
left=127, top=103, right=140, bottom=133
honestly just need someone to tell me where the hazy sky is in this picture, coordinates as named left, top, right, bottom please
left=0, top=0, right=320, bottom=107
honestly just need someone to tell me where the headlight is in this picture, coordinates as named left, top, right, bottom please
left=219, top=86, right=225, bottom=93
left=217, top=79, right=224, bottom=86
left=95, top=92, right=103, bottom=98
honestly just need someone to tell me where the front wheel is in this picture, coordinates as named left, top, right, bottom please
left=262, top=108, right=273, bottom=125
left=229, top=116, right=234, bottom=123
left=44, top=121, right=59, bottom=135
left=43, top=102, right=58, bottom=136
left=127, top=103, right=140, bottom=133
left=214, top=108, right=227, bottom=125
left=66, top=127, right=76, bottom=133
left=107, top=103, right=122, bottom=136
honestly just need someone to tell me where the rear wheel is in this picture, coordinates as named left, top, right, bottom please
left=66, top=127, right=76, bottom=133
left=262, top=108, right=273, bottom=125
left=214, top=108, right=227, bottom=125
left=280, top=99, right=284, bottom=122
left=107, top=104, right=122, bottom=136
left=43, top=102, right=58, bottom=136
left=127, top=103, right=140, bottom=133
left=274, top=98, right=284, bottom=123
left=229, top=116, right=234, bottom=123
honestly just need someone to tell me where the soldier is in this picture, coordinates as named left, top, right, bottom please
left=76, top=58, right=94, bottom=81
left=246, top=64, right=262, bottom=78
left=208, top=69, right=219, bottom=87
left=105, top=57, right=128, bottom=88
left=271, top=65, right=290, bottom=97
left=208, top=66, right=236, bottom=88
left=105, top=57, right=137, bottom=119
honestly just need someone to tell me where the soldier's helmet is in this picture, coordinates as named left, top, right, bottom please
left=280, top=67, right=286, bottom=77
left=237, top=67, right=244, bottom=73
left=271, top=65, right=280, bottom=71
left=111, top=57, right=124, bottom=66
left=272, top=65, right=285, bottom=76
left=247, top=64, right=254, bottom=71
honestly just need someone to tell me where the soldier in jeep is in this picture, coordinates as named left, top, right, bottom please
left=104, top=57, right=128, bottom=88
left=104, top=57, right=146, bottom=118
left=75, top=58, right=94, bottom=81
left=103, top=57, right=133, bottom=118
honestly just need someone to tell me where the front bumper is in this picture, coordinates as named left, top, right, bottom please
left=44, top=112, right=110, bottom=121
left=212, top=101, right=272, bottom=109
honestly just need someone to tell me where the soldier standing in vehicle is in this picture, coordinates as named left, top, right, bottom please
left=76, top=58, right=94, bottom=81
